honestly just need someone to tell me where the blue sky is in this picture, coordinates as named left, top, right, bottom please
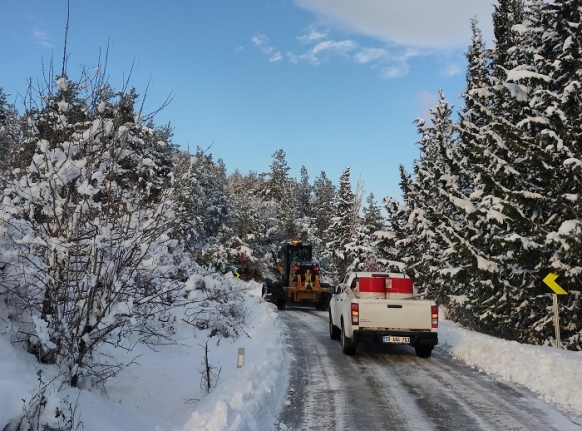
left=1, top=0, right=496, bottom=202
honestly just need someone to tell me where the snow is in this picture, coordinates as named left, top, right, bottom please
left=1, top=282, right=582, bottom=429
left=440, top=319, right=582, bottom=418
left=564, top=158, right=582, bottom=170
left=558, top=220, right=580, bottom=236
left=56, top=77, right=68, bottom=91
left=449, top=195, right=475, bottom=214
left=506, top=68, right=551, bottom=84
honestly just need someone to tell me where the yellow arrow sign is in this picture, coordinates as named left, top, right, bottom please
left=543, top=273, right=567, bottom=295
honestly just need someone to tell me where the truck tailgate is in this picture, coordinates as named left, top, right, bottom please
left=358, top=299, right=433, bottom=330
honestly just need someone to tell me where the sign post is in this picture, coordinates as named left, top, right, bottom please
left=552, top=294, right=560, bottom=348
left=542, top=272, right=567, bottom=349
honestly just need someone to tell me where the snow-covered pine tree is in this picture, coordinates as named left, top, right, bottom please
left=492, top=0, right=526, bottom=79
left=311, top=170, right=336, bottom=271
left=195, top=152, right=232, bottom=245
left=297, top=165, right=314, bottom=220
left=405, top=90, right=469, bottom=306
left=456, top=34, right=538, bottom=340
left=535, top=0, right=582, bottom=349
left=260, top=149, right=299, bottom=242
left=264, top=148, right=291, bottom=203
left=363, top=193, right=385, bottom=235
left=171, top=150, right=204, bottom=252
left=449, top=3, right=574, bottom=344
left=354, top=193, right=384, bottom=272
left=324, top=167, right=360, bottom=280
left=376, top=166, right=414, bottom=273
left=290, top=165, right=318, bottom=243
left=313, top=170, right=336, bottom=246
left=227, top=170, right=263, bottom=246
left=344, top=178, right=371, bottom=272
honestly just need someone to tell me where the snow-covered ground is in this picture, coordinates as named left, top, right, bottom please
left=1, top=279, right=581, bottom=430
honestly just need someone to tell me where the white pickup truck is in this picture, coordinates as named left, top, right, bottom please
left=328, top=271, right=438, bottom=357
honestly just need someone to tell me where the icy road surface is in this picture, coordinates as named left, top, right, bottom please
left=277, top=306, right=581, bottom=431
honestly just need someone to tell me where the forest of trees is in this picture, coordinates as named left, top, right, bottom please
left=379, top=0, right=582, bottom=350
left=0, top=2, right=581, bottom=416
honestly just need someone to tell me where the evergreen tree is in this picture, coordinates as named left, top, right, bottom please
left=455, top=44, right=542, bottom=340
left=260, top=149, right=299, bottom=242
left=492, top=0, right=525, bottom=75
left=447, top=3, right=575, bottom=344
left=227, top=170, right=262, bottom=245
left=297, top=165, right=313, bottom=219
left=363, top=193, right=385, bottom=236
left=406, top=91, right=466, bottom=304
left=324, top=167, right=359, bottom=280
left=376, top=166, right=414, bottom=273
left=312, top=170, right=336, bottom=251
left=265, top=149, right=291, bottom=203
left=537, top=0, right=582, bottom=348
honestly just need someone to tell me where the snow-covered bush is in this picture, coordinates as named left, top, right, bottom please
left=0, top=71, right=249, bottom=394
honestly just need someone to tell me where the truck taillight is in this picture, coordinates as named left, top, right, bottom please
left=431, top=305, right=438, bottom=328
left=351, top=303, right=359, bottom=325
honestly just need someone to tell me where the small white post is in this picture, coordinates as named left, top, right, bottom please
left=237, top=347, right=245, bottom=368
left=553, top=294, right=561, bottom=349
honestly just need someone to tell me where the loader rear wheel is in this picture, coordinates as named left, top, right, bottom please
left=320, top=284, right=331, bottom=311
left=272, top=283, right=286, bottom=310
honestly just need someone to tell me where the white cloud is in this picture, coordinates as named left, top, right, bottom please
left=312, top=39, right=357, bottom=56
left=441, top=62, right=463, bottom=77
left=380, top=64, right=409, bottom=79
left=252, top=34, right=283, bottom=62
left=251, top=34, right=274, bottom=54
left=364, top=47, right=419, bottom=79
left=254, top=9, right=468, bottom=80
left=354, top=47, right=389, bottom=64
left=297, top=30, right=328, bottom=43
left=292, top=0, right=495, bottom=49
left=270, top=52, right=283, bottom=62
left=31, top=29, right=52, bottom=49
left=286, top=1, right=492, bottom=78
left=287, top=51, right=300, bottom=64
left=287, top=38, right=357, bottom=65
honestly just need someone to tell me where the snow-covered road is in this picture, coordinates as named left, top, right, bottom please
left=278, top=306, right=581, bottom=431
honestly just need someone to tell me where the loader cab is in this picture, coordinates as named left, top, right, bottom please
left=281, top=241, right=314, bottom=283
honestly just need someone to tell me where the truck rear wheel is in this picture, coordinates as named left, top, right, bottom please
left=329, top=310, right=340, bottom=340
left=341, top=321, right=356, bottom=355
left=415, top=345, right=433, bottom=358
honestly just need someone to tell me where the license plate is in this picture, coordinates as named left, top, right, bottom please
left=383, top=336, right=410, bottom=343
